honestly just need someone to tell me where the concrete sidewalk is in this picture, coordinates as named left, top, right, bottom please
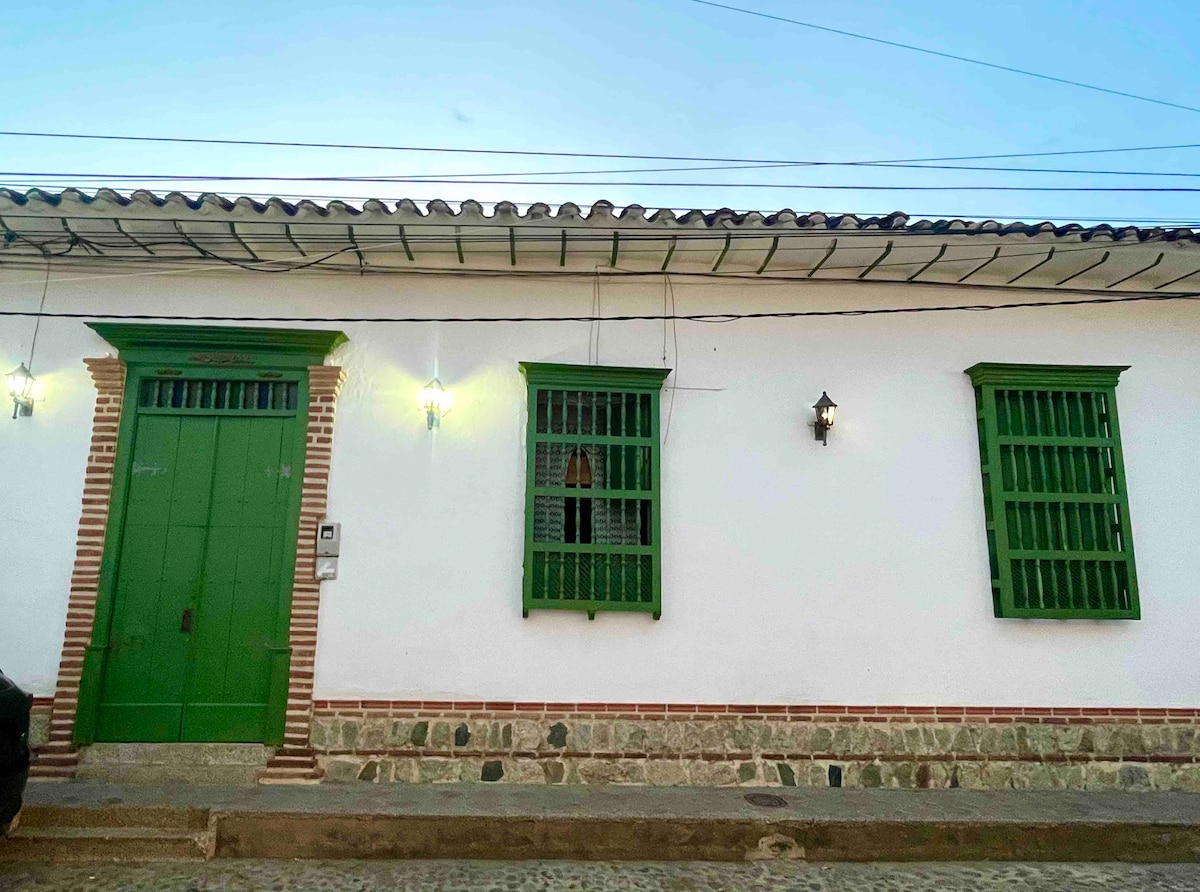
left=8, top=782, right=1200, bottom=862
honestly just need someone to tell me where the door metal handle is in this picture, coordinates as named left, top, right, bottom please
left=181, top=608, right=194, bottom=633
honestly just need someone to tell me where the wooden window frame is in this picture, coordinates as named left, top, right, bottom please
left=966, top=362, right=1140, bottom=620
left=519, top=362, right=670, bottom=620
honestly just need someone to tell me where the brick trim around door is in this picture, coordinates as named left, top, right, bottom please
left=259, top=365, right=347, bottom=784
left=31, top=357, right=127, bottom=780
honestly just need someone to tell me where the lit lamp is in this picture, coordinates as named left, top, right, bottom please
left=812, top=391, right=837, bottom=446
left=420, top=377, right=452, bottom=429
left=7, top=363, right=36, bottom=419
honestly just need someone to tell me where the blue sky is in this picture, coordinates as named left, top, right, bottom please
left=2, top=0, right=1198, bottom=225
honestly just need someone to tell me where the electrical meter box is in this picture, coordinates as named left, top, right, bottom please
left=316, top=521, right=341, bottom=556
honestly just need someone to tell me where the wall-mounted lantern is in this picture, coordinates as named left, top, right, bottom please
left=812, top=392, right=837, bottom=446
left=6, top=363, right=36, bottom=418
left=420, top=377, right=452, bottom=429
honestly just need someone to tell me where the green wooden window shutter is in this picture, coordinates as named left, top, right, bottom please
left=966, top=363, right=1139, bottom=620
left=520, top=363, right=670, bottom=619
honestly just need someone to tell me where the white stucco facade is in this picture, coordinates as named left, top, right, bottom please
left=4, top=265, right=1198, bottom=708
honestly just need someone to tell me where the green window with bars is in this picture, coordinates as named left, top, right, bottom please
left=966, top=363, right=1139, bottom=620
left=520, top=362, right=671, bottom=619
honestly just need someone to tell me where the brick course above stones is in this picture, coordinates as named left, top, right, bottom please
left=309, top=701, right=1200, bottom=791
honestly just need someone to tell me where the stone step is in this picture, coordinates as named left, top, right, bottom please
left=81, top=743, right=272, bottom=766
left=0, top=826, right=210, bottom=862
left=26, top=765, right=75, bottom=780
left=36, top=741, right=74, bottom=753
left=29, top=753, right=77, bottom=766
left=257, top=764, right=325, bottom=784
left=266, top=754, right=317, bottom=766
left=76, top=743, right=272, bottom=787
left=18, top=804, right=210, bottom=831
left=75, top=764, right=264, bottom=787
left=260, top=764, right=319, bottom=775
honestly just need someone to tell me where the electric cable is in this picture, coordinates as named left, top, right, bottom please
left=2, top=131, right=1199, bottom=166
left=0, top=290, right=1196, bottom=324
left=355, top=162, right=1200, bottom=179
left=688, top=0, right=1200, bottom=116
left=7, top=172, right=1200, bottom=192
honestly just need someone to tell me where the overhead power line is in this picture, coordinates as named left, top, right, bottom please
left=1, top=291, right=1197, bottom=324
left=10, top=153, right=1200, bottom=192
left=5, top=172, right=1200, bottom=192
left=379, top=163, right=1200, bottom=179
left=688, top=0, right=1200, bottom=116
left=1, top=130, right=1199, bottom=166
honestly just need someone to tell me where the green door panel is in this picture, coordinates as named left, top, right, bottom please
left=96, top=386, right=303, bottom=744
left=179, top=703, right=271, bottom=743
left=96, top=416, right=216, bottom=741
left=93, top=704, right=188, bottom=743
left=182, top=417, right=291, bottom=742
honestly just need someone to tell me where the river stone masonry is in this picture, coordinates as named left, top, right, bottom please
left=309, top=702, right=1200, bottom=790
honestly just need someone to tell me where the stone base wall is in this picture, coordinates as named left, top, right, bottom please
left=29, top=698, right=52, bottom=750
left=312, top=701, right=1200, bottom=791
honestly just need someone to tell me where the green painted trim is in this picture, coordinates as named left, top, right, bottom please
left=650, top=374, right=663, bottom=621
left=1104, top=383, right=1141, bottom=620
left=965, top=362, right=1129, bottom=389
left=520, top=362, right=671, bottom=390
left=87, top=323, right=347, bottom=368
left=521, top=380, right=539, bottom=618
left=998, top=607, right=1142, bottom=620
left=521, top=600, right=659, bottom=615
left=75, top=353, right=316, bottom=745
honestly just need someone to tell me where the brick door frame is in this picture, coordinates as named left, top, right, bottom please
left=33, top=358, right=128, bottom=778
left=263, top=365, right=347, bottom=781
left=33, top=325, right=346, bottom=780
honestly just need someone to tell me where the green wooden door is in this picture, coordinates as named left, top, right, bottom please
left=95, top=377, right=302, bottom=742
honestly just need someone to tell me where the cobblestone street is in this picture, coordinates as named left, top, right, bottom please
left=2, top=861, right=1200, bottom=891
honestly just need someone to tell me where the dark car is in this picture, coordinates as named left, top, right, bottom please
left=0, top=671, right=32, bottom=836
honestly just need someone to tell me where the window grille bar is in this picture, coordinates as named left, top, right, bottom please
left=138, top=377, right=300, bottom=416
left=534, top=486, right=650, bottom=499
left=1005, top=492, right=1122, bottom=504
left=533, top=542, right=654, bottom=556
left=532, top=432, right=655, bottom=447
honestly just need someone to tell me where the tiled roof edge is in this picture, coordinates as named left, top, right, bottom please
left=0, top=187, right=1195, bottom=242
